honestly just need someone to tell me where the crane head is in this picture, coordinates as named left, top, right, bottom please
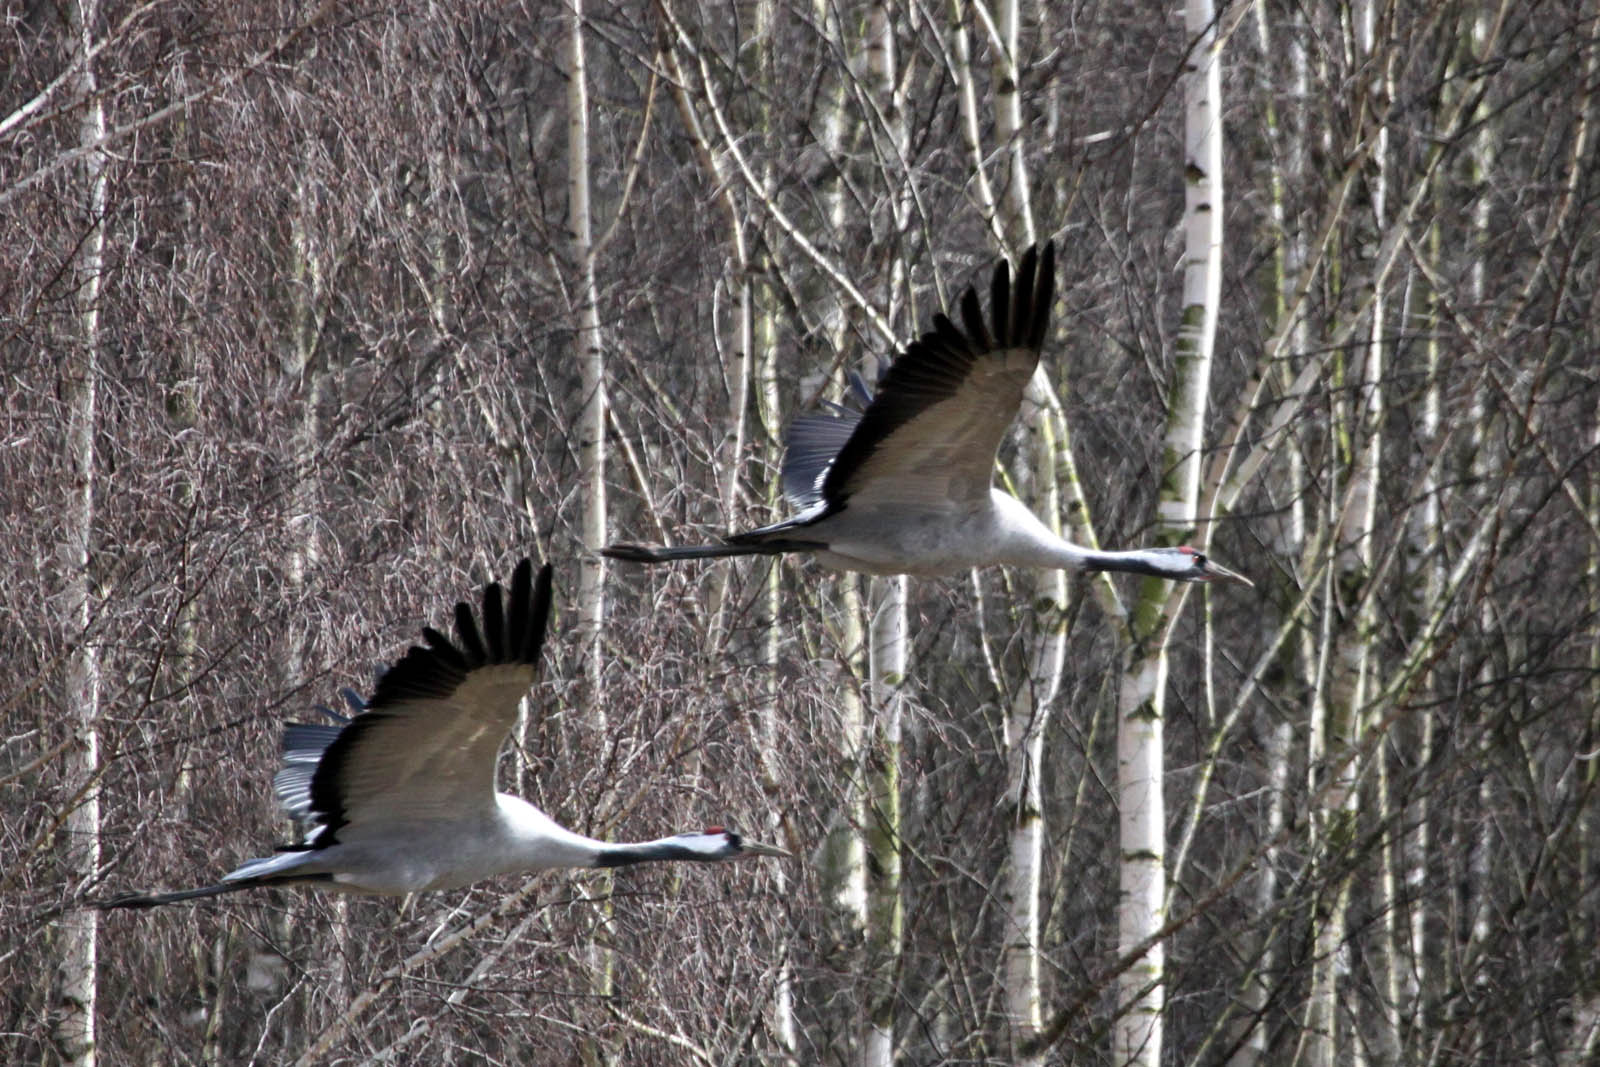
left=667, top=827, right=790, bottom=861
left=1168, top=546, right=1253, bottom=587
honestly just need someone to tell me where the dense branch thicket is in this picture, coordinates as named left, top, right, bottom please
left=3, top=1, right=1597, bottom=1063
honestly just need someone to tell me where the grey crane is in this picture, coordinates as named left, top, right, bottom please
left=604, top=243, right=1251, bottom=586
left=97, top=560, right=784, bottom=909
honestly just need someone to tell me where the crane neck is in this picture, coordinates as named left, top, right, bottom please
left=592, top=836, right=724, bottom=867
left=1068, top=546, right=1178, bottom=578
left=990, top=493, right=1177, bottom=578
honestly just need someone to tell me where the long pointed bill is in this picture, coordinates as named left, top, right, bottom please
left=739, top=840, right=791, bottom=859
left=1201, top=559, right=1254, bottom=588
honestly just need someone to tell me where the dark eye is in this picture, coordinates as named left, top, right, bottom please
left=1194, top=553, right=1207, bottom=566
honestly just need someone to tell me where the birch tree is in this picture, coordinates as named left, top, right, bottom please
left=973, top=1, right=1061, bottom=1058
left=52, top=2, right=107, bottom=1062
left=753, top=3, right=798, bottom=1051
left=1358, top=11, right=1400, bottom=1059
left=1303, top=3, right=1391, bottom=1060
left=1222, top=6, right=1311, bottom=1064
left=1113, top=3, right=1223, bottom=1063
left=568, top=0, right=606, bottom=737
left=566, top=0, right=617, bottom=1037
left=863, top=13, right=908, bottom=1064
left=811, top=0, right=870, bottom=968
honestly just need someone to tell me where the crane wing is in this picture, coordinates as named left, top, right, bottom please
left=780, top=371, right=875, bottom=509
left=817, top=242, right=1056, bottom=513
left=781, top=410, right=862, bottom=509
left=275, top=559, right=553, bottom=845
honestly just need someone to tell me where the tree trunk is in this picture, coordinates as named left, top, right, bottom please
left=1355, top=3, right=1399, bottom=1061
left=568, top=0, right=606, bottom=744
left=863, top=574, right=906, bottom=1067
left=1225, top=8, right=1307, bottom=1064
left=809, top=0, right=869, bottom=980
left=53, top=3, right=106, bottom=1062
left=1306, top=6, right=1388, bottom=1063
left=990, top=0, right=1034, bottom=246
left=1114, top=2, right=1224, bottom=1063
left=860, top=10, right=908, bottom=1065
left=750, top=9, right=796, bottom=1034
left=951, top=4, right=1059, bottom=1058
left=979, top=4, right=1056, bottom=1049
left=281, top=131, right=340, bottom=1033
left=567, top=0, right=614, bottom=1041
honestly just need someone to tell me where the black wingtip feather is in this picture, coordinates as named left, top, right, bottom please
left=508, top=560, right=532, bottom=660
left=1010, top=246, right=1037, bottom=345
left=1030, top=242, right=1056, bottom=349
left=959, top=287, right=989, bottom=351
left=526, top=562, right=553, bottom=664
left=990, top=252, right=1013, bottom=346
left=482, top=582, right=505, bottom=661
left=454, top=601, right=486, bottom=664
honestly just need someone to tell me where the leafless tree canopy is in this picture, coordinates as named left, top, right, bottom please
left=4, top=0, right=1599, bottom=1063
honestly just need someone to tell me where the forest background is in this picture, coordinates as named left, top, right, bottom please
left=4, top=0, right=1599, bottom=1064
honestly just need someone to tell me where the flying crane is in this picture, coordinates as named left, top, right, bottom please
left=604, top=243, right=1251, bottom=586
left=97, top=560, right=785, bottom=909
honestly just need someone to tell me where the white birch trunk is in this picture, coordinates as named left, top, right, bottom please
left=1356, top=5, right=1399, bottom=1061
left=1309, top=5, right=1386, bottom=1064
left=826, top=591, right=871, bottom=923
left=811, top=0, right=869, bottom=944
left=54, top=3, right=106, bottom=1061
left=280, top=134, right=340, bottom=1026
left=990, top=0, right=1034, bottom=245
left=862, top=12, right=907, bottom=1066
left=755, top=286, right=798, bottom=1058
left=987, top=2, right=1056, bottom=1045
left=1225, top=10, right=1306, bottom=1064
left=1574, top=6, right=1600, bottom=1043
left=168, top=148, right=224, bottom=1059
left=283, top=143, right=326, bottom=691
left=1463, top=9, right=1497, bottom=981
left=1115, top=3, right=1223, bottom=1063
left=1000, top=403, right=1063, bottom=1067
left=1403, top=216, right=1441, bottom=1045
left=1115, top=652, right=1169, bottom=1067
left=568, top=0, right=605, bottom=722
left=1401, top=81, right=1467, bottom=1044
left=949, top=0, right=1001, bottom=244
left=1301, top=560, right=1342, bottom=1067
left=567, top=0, right=613, bottom=1022
left=864, top=574, right=906, bottom=1067
left=1587, top=403, right=1600, bottom=1067
left=750, top=11, right=795, bottom=1033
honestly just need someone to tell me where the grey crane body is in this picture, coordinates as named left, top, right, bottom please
left=604, top=244, right=1252, bottom=588
left=96, top=561, right=784, bottom=910
left=758, top=489, right=1049, bottom=578
left=217, top=793, right=618, bottom=897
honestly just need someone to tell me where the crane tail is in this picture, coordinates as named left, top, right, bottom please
left=92, top=872, right=334, bottom=910
left=602, top=541, right=790, bottom=564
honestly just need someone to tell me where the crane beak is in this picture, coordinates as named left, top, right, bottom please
left=1201, top=559, right=1254, bottom=588
left=739, top=840, right=791, bottom=860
